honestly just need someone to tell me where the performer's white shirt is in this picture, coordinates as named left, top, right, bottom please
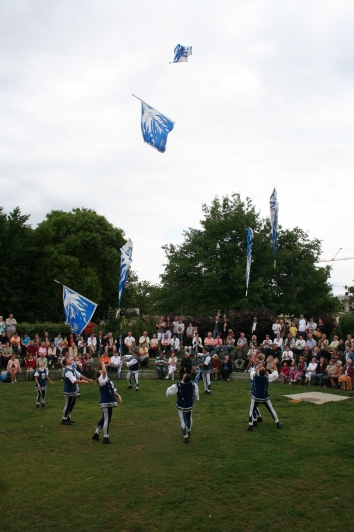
left=166, top=382, right=200, bottom=401
left=65, top=368, right=82, bottom=383
left=126, top=356, right=139, bottom=368
left=250, top=368, right=279, bottom=383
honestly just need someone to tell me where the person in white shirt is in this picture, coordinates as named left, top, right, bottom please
left=170, top=334, right=180, bottom=356
left=329, top=335, right=339, bottom=352
left=124, top=332, right=136, bottom=353
left=294, top=336, right=306, bottom=361
left=110, top=353, right=122, bottom=379
left=306, top=319, right=317, bottom=335
left=281, top=345, right=294, bottom=364
left=192, top=334, right=203, bottom=354
left=272, top=319, right=281, bottom=338
left=298, top=315, right=307, bottom=337
left=177, top=320, right=185, bottom=346
left=138, top=332, right=150, bottom=347
left=166, top=352, right=177, bottom=380
left=273, top=334, right=283, bottom=351
left=305, top=357, right=318, bottom=386
left=172, top=316, right=180, bottom=335
left=87, top=334, right=97, bottom=356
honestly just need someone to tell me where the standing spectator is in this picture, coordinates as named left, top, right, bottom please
left=166, top=352, right=177, bottom=380
left=26, top=353, right=36, bottom=380
left=221, top=355, right=232, bottom=381
left=21, top=333, right=30, bottom=357
left=87, top=334, right=97, bottom=356
left=199, top=347, right=212, bottom=395
left=289, top=322, right=298, bottom=339
left=7, top=353, right=21, bottom=383
left=204, top=332, right=214, bottom=352
left=155, top=352, right=167, bottom=379
left=251, top=317, right=258, bottom=338
left=177, top=319, right=185, bottom=347
left=272, top=319, right=281, bottom=338
left=180, top=352, right=192, bottom=379
left=165, top=317, right=173, bottom=339
left=212, top=315, right=222, bottom=339
left=139, top=331, right=150, bottom=348
left=297, top=314, right=307, bottom=338
left=186, top=322, right=193, bottom=337
left=184, top=332, right=193, bottom=355
left=211, top=354, right=221, bottom=381
left=149, top=334, right=159, bottom=357
left=172, top=316, right=180, bottom=336
left=222, top=317, right=231, bottom=344
left=279, top=319, right=286, bottom=339
left=213, top=334, right=223, bottom=355
left=6, top=314, right=17, bottom=339
left=156, top=316, right=166, bottom=342
left=83, top=320, right=97, bottom=341
left=0, top=316, right=6, bottom=334
left=170, top=334, right=180, bottom=357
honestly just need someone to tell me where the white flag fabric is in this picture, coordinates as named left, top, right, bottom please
left=171, top=44, right=192, bottom=63
left=118, top=239, right=133, bottom=307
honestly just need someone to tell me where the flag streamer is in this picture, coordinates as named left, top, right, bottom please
left=270, top=188, right=279, bottom=268
left=245, top=228, right=253, bottom=297
left=170, top=44, right=192, bottom=63
left=118, top=239, right=133, bottom=308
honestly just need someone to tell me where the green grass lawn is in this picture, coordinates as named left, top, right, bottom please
left=0, top=379, right=353, bottom=532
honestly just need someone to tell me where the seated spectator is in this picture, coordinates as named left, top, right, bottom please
left=273, top=333, right=283, bottom=352
left=87, top=334, right=97, bottom=356
left=149, top=334, right=159, bottom=357
left=177, top=319, right=185, bottom=346
left=306, top=333, right=317, bottom=353
left=211, top=354, right=222, bottom=381
left=166, top=352, right=177, bottom=380
left=337, top=339, right=345, bottom=355
left=192, top=326, right=198, bottom=338
left=331, top=361, right=343, bottom=389
left=323, top=359, right=336, bottom=388
left=292, top=356, right=307, bottom=384
left=10, top=332, right=21, bottom=356
left=293, top=335, right=306, bottom=361
left=284, top=333, right=295, bottom=350
left=224, top=334, right=235, bottom=355
left=170, top=334, right=180, bottom=356
left=139, top=331, right=150, bottom=348
left=78, top=341, right=88, bottom=358
left=0, top=331, right=9, bottom=350
left=183, top=332, right=193, bottom=355
left=83, top=353, right=95, bottom=379
left=329, top=335, right=339, bottom=354
left=41, top=332, right=51, bottom=346
left=221, top=355, right=232, bottom=381
left=25, top=353, right=36, bottom=381
left=318, top=334, right=329, bottom=358
left=213, top=334, right=223, bottom=355
left=180, top=352, right=192, bottom=379
left=33, top=333, right=41, bottom=347
left=186, top=322, right=193, bottom=336
left=68, top=342, right=77, bottom=359
left=306, top=318, right=317, bottom=336
left=155, top=352, right=167, bottom=379
left=266, top=355, right=275, bottom=373
left=38, top=341, right=48, bottom=361
left=54, top=333, right=62, bottom=348
left=344, top=345, right=354, bottom=366
left=99, top=353, right=110, bottom=369
left=316, top=357, right=327, bottom=386
left=192, top=333, right=203, bottom=354
left=251, top=335, right=258, bottom=347
left=288, top=360, right=297, bottom=382
left=305, top=357, right=318, bottom=386
left=36, top=349, right=48, bottom=368
left=281, top=362, right=290, bottom=384
left=345, top=334, right=354, bottom=349
left=204, top=332, right=214, bottom=352
left=161, top=333, right=171, bottom=354
left=26, top=340, right=38, bottom=359
left=7, top=354, right=21, bottom=383
left=139, top=342, right=149, bottom=368
left=282, top=345, right=294, bottom=365
left=236, top=333, right=248, bottom=359
left=338, top=359, right=353, bottom=391
left=47, top=342, right=57, bottom=367
left=262, top=335, right=273, bottom=356
left=2, top=342, right=13, bottom=368
left=77, top=336, right=85, bottom=348
left=312, top=346, right=321, bottom=362
left=96, top=332, right=105, bottom=356
left=303, top=345, right=312, bottom=364
left=74, top=355, right=83, bottom=374
left=21, top=333, right=30, bottom=357
left=106, top=332, right=118, bottom=355
left=227, top=328, right=235, bottom=339
left=110, top=352, right=122, bottom=373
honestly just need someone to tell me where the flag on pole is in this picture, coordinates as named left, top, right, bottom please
left=63, top=286, right=97, bottom=335
left=118, top=239, right=133, bottom=308
left=270, top=188, right=279, bottom=268
left=139, top=99, right=174, bottom=153
left=171, top=44, right=192, bottom=63
left=245, top=228, right=253, bottom=297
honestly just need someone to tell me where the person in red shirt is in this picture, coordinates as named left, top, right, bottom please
left=83, top=321, right=97, bottom=341
left=26, top=354, right=36, bottom=381
left=26, top=340, right=38, bottom=359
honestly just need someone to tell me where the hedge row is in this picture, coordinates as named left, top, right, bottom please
left=16, top=323, right=72, bottom=338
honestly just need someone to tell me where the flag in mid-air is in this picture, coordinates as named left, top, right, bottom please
left=140, top=101, right=174, bottom=153
left=63, top=286, right=97, bottom=334
left=171, top=44, right=192, bottom=63
left=118, top=239, right=133, bottom=308
left=269, top=188, right=279, bottom=268
left=245, top=228, right=253, bottom=297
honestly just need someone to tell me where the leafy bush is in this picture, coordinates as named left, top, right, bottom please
left=16, top=322, right=72, bottom=338
left=338, top=313, right=354, bottom=339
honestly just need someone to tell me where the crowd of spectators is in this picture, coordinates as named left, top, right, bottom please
left=0, top=313, right=353, bottom=391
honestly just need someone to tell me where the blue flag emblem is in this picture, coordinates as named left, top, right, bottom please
left=141, top=101, right=174, bottom=153
left=171, top=44, right=192, bottom=63
left=63, top=286, right=97, bottom=334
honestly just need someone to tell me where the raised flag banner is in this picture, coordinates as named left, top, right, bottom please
left=171, top=44, right=192, bottom=63
left=141, top=101, right=174, bottom=153
left=118, top=239, right=133, bottom=308
left=63, top=286, right=97, bottom=335
left=246, top=228, right=253, bottom=297
left=269, top=188, right=279, bottom=268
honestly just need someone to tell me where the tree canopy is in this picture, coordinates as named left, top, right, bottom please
left=159, top=194, right=338, bottom=317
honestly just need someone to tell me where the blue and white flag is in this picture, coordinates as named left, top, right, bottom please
left=63, top=286, right=97, bottom=335
left=141, top=101, right=174, bottom=153
left=245, top=228, right=253, bottom=297
left=171, top=44, right=192, bottom=63
left=118, top=238, right=133, bottom=308
left=269, top=188, right=279, bottom=268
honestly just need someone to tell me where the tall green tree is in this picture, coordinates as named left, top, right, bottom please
left=159, top=194, right=338, bottom=316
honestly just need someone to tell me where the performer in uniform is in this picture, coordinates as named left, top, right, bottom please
left=34, top=362, right=54, bottom=408
left=246, top=360, right=283, bottom=431
left=166, top=373, right=199, bottom=444
left=124, top=347, right=140, bottom=392
left=92, top=361, right=122, bottom=444
left=199, top=347, right=212, bottom=395
left=62, top=357, right=93, bottom=425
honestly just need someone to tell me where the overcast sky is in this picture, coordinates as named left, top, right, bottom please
left=1, top=0, right=353, bottom=293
